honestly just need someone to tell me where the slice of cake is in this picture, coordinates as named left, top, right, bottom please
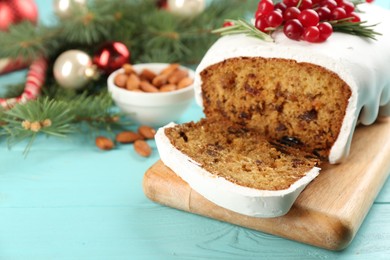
left=155, top=3, right=390, bottom=217
left=156, top=119, right=320, bottom=217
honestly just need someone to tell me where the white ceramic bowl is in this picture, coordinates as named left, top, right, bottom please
left=107, top=63, right=195, bottom=127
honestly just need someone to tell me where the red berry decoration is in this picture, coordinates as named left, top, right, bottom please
left=266, top=10, right=284, bottom=28
left=321, top=0, right=338, bottom=10
left=316, top=7, right=331, bottom=20
left=255, top=16, right=269, bottom=32
left=257, top=0, right=274, bottom=17
left=317, top=22, right=333, bottom=41
left=223, top=21, right=234, bottom=27
left=349, top=12, right=361, bottom=22
left=331, top=7, right=347, bottom=20
left=249, top=0, right=368, bottom=43
left=283, top=0, right=299, bottom=7
left=340, top=0, right=355, bottom=15
left=283, top=6, right=301, bottom=20
left=298, top=9, right=319, bottom=27
left=274, top=2, right=287, bottom=13
left=283, top=19, right=304, bottom=40
left=303, top=26, right=320, bottom=42
left=298, top=0, right=313, bottom=10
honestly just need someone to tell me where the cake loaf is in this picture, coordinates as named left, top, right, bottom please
left=195, top=3, right=390, bottom=164
left=155, top=3, right=390, bottom=217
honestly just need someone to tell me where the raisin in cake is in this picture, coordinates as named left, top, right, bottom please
left=155, top=3, right=390, bottom=217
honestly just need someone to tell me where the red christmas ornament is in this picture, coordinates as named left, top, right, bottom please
left=0, top=2, right=15, bottom=30
left=0, top=0, right=38, bottom=31
left=93, top=42, right=130, bottom=74
left=157, top=0, right=168, bottom=9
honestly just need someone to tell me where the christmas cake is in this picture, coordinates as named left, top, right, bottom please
left=154, top=3, right=390, bottom=217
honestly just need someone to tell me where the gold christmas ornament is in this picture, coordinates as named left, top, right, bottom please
left=53, top=0, right=87, bottom=18
left=167, top=0, right=206, bottom=18
left=53, top=50, right=98, bottom=90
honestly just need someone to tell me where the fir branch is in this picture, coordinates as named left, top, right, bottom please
left=212, top=19, right=274, bottom=42
left=1, top=97, right=75, bottom=154
left=0, top=22, right=48, bottom=60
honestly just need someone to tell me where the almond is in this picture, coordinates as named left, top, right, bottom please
left=160, top=63, right=180, bottom=76
left=138, top=125, right=156, bottom=139
left=115, top=131, right=144, bottom=143
left=114, top=73, right=128, bottom=88
left=126, top=73, right=141, bottom=90
left=122, top=64, right=135, bottom=75
left=95, top=136, right=114, bottom=150
left=159, top=84, right=177, bottom=92
left=140, top=69, right=157, bottom=82
left=134, top=140, right=152, bottom=157
left=168, top=69, right=188, bottom=84
left=140, top=81, right=159, bottom=92
left=151, top=74, right=168, bottom=87
left=177, top=77, right=194, bottom=89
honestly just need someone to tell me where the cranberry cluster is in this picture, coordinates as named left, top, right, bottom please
left=254, top=0, right=365, bottom=42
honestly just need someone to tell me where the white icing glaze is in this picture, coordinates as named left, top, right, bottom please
left=194, top=4, right=390, bottom=163
left=155, top=123, right=320, bottom=218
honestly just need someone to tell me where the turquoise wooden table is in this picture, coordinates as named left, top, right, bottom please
left=1, top=1, right=390, bottom=259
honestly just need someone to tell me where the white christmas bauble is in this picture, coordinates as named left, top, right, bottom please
left=53, top=0, right=87, bottom=18
left=167, top=0, right=206, bottom=18
left=53, top=50, right=96, bottom=90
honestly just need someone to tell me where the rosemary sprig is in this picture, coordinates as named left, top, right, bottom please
left=213, top=17, right=381, bottom=42
left=212, top=19, right=274, bottom=42
left=331, top=19, right=382, bottom=40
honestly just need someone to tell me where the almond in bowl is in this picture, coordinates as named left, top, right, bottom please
left=107, top=63, right=195, bottom=127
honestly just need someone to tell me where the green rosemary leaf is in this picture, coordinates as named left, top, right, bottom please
left=212, top=19, right=274, bottom=42
left=331, top=20, right=382, bottom=40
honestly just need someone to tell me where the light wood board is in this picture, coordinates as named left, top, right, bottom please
left=143, top=117, right=390, bottom=250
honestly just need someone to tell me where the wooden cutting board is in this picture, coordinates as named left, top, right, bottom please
left=143, top=117, right=390, bottom=251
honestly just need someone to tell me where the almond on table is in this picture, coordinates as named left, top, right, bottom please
left=138, top=125, right=156, bottom=139
left=115, top=131, right=144, bottom=144
left=134, top=140, right=152, bottom=157
left=95, top=136, right=115, bottom=150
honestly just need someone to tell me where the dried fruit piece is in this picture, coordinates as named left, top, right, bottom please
left=96, top=136, right=114, bottom=150
left=138, top=125, right=156, bottom=139
left=134, top=140, right=152, bottom=157
left=115, top=131, right=144, bottom=143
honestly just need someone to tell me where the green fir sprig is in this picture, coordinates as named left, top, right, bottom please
left=0, top=0, right=257, bottom=153
left=0, top=0, right=256, bottom=63
left=0, top=91, right=123, bottom=154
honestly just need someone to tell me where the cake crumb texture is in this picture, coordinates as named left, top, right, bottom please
left=200, top=57, right=352, bottom=159
left=164, top=119, right=319, bottom=191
